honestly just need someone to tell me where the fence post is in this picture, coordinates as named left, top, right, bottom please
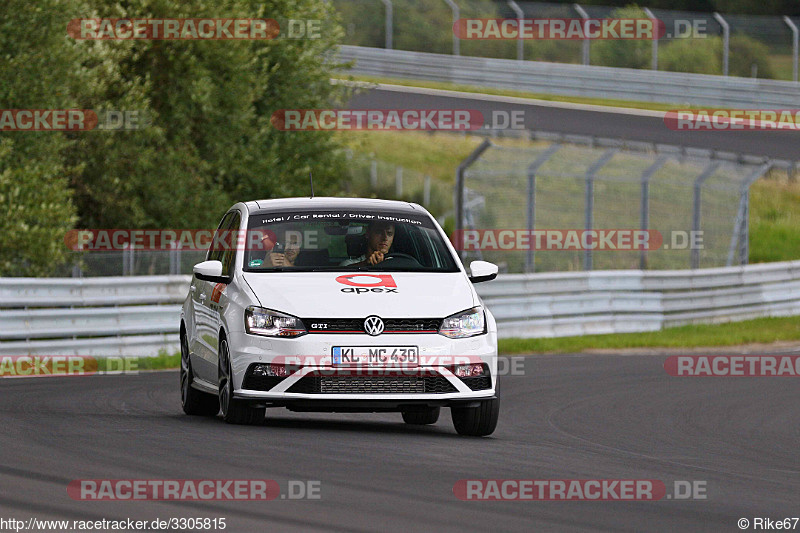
left=507, top=0, right=524, bottom=60
left=727, top=162, right=772, bottom=266
left=713, top=12, right=729, bottom=76
left=380, top=0, right=393, bottom=50
left=444, top=0, right=460, bottom=55
left=691, top=161, right=722, bottom=269
left=784, top=16, right=799, bottom=82
left=643, top=7, right=658, bottom=70
left=370, top=160, right=378, bottom=189
left=573, top=4, right=590, bottom=66
left=639, top=155, right=668, bottom=270
left=455, top=139, right=492, bottom=261
left=122, top=243, right=134, bottom=276
left=525, top=143, right=562, bottom=272
left=424, top=175, right=431, bottom=206
left=583, top=149, right=617, bottom=271
left=395, top=166, right=403, bottom=196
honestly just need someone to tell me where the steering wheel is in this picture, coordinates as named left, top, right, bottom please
left=382, top=252, right=417, bottom=262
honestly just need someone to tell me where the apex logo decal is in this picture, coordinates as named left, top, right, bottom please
left=335, top=274, right=398, bottom=294
left=211, top=283, right=226, bottom=304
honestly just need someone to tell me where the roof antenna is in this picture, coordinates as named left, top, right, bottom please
left=309, top=171, right=314, bottom=198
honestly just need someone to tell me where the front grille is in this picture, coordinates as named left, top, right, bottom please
left=286, top=372, right=458, bottom=394
left=242, top=365, right=286, bottom=391
left=303, top=318, right=441, bottom=334
left=384, top=318, right=442, bottom=332
left=460, top=375, right=492, bottom=391
left=322, top=376, right=425, bottom=393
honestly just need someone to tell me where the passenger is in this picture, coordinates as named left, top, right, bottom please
left=260, top=226, right=301, bottom=267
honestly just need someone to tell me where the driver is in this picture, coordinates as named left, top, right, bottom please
left=341, top=220, right=395, bottom=266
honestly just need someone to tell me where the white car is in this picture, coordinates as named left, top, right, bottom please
left=180, top=197, right=500, bottom=436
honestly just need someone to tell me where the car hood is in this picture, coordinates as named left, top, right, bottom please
left=241, top=271, right=475, bottom=318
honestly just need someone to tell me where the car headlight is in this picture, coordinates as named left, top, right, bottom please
left=439, top=306, right=486, bottom=339
left=245, top=307, right=307, bottom=338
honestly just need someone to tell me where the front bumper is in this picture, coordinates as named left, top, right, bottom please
left=226, top=330, right=498, bottom=405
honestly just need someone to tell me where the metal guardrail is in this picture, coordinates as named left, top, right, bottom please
left=0, top=276, right=190, bottom=356
left=477, top=260, right=800, bottom=338
left=339, top=45, right=800, bottom=108
left=0, top=275, right=189, bottom=307
left=2, top=262, right=800, bottom=353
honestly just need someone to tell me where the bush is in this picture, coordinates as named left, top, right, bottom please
left=592, top=6, right=653, bottom=69
left=660, top=36, right=722, bottom=74
left=729, top=34, right=775, bottom=78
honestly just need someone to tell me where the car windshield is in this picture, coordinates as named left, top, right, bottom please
left=243, top=209, right=460, bottom=272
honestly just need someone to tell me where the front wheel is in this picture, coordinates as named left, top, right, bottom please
left=451, top=397, right=499, bottom=436
left=218, top=339, right=265, bottom=425
left=180, top=331, right=219, bottom=416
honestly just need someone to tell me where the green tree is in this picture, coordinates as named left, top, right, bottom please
left=1, top=0, right=352, bottom=275
left=70, top=0, right=350, bottom=230
left=0, top=0, right=83, bottom=276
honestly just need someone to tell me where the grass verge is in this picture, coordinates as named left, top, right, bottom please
left=136, top=316, right=800, bottom=368
left=498, top=316, right=800, bottom=354
left=345, top=75, right=678, bottom=112
left=96, top=351, right=180, bottom=372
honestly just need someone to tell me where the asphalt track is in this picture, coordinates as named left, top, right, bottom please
left=346, top=85, right=800, bottom=161
left=1, top=353, right=798, bottom=532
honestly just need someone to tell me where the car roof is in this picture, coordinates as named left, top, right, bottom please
left=245, top=197, right=423, bottom=214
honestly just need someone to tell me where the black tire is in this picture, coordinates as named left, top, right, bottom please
left=401, top=407, right=440, bottom=425
left=180, top=331, right=220, bottom=416
left=218, top=339, right=265, bottom=425
left=451, top=397, right=499, bottom=436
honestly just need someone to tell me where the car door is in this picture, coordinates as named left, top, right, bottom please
left=203, top=210, right=240, bottom=380
left=190, top=211, right=233, bottom=383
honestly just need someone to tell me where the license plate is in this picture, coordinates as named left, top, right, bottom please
left=332, top=346, right=419, bottom=366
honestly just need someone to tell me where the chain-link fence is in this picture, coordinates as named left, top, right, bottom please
left=332, top=0, right=800, bottom=80
left=55, top=248, right=208, bottom=277
left=455, top=132, right=779, bottom=273
left=52, top=154, right=450, bottom=277
left=341, top=150, right=452, bottom=217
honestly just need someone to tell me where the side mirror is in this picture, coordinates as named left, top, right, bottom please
left=469, top=260, right=498, bottom=283
left=193, top=260, right=229, bottom=284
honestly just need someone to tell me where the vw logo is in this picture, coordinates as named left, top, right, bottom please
left=364, top=316, right=385, bottom=336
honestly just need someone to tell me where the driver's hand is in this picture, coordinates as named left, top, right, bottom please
left=367, top=251, right=385, bottom=265
left=268, top=253, right=287, bottom=266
